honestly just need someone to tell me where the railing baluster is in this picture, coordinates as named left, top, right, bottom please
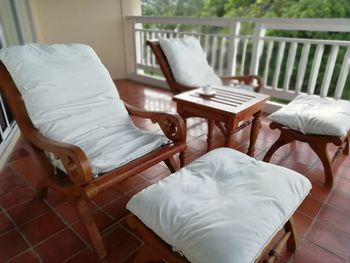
left=272, top=41, right=286, bottom=89
left=283, top=42, right=298, bottom=91
left=295, top=43, right=310, bottom=93
left=0, top=94, right=10, bottom=134
left=263, top=41, right=274, bottom=87
left=0, top=24, right=7, bottom=48
left=335, top=46, right=350, bottom=99
left=226, top=21, right=241, bottom=76
left=218, top=37, right=227, bottom=75
left=320, top=45, right=339, bottom=97
left=140, top=31, right=145, bottom=65
left=197, top=35, right=202, bottom=45
left=210, top=36, right=218, bottom=70
left=133, top=26, right=143, bottom=69
left=151, top=31, right=156, bottom=66
left=307, top=44, right=325, bottom=95
left=250, top=23, right=266, bottom=75
left=204, top=34, right=210, bottom=57
left=240, top=38, right=248, bottom=76
left=146, top=31, right=151, bottom=66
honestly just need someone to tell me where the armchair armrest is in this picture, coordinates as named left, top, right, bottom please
left=124, top=102, right=187, bottom=143
left=26, top=129, right=93, bottom=186
left=221, top=75, right=263, bottom=92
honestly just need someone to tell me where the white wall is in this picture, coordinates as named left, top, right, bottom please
left=29, top=0, right=141, bottom=79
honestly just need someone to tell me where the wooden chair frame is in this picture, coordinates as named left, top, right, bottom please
left=146, top=40, right=263, bottom=95
left=0, top=62, right=187, bottom=259
left=127, top=214, right=298, bottom=263
left=147, top=40, right=264, bottom=147
left=263, top=122, right=350, bottom=187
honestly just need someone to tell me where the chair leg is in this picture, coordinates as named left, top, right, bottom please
left=343, top=136, right=350, bottom=155
left=71, top=198, right=107, bottom=259
left=309, top=142, right=333, bottom=187
left=179, top=150, right=186, bottom=168
left=263, top=217, right=298, bottom=263
left=207, top=119, right=215, bottom=152
left=37, top=180, right=48, bottom=200
left=214, top=120, right=226, bottom=136
left=127, top=215, right=185, bottom=263
left=164, top=156, right=177, bottom=173
left=134, top=244, right=163, bottom=263
left=284, top=217, right=297, bottom=252
left=247, top=111, right=262, bottom=157
left=263, top=133, right=295, bottom=162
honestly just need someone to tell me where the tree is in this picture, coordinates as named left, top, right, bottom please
left=141, top=0, right=350, bottom=98
left=142, top=0, right=204, bottom=17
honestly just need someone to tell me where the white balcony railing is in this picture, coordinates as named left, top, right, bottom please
left=127, top=16, right=350, bottom=111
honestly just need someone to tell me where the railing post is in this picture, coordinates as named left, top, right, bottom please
left=0, top=24, right=7, bottom=48
left=132, top=21, right=143, bottom=74
left=226, top=21, right=241, bottom=76
left=249, top=22, right=266, bottom=75
left=334, top=46, right=350, bottom=99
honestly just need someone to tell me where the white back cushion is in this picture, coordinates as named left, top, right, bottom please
left=0, top=44, right=124, bottom=138
left=159, top=37, right=222, bottom=87
left=269, top=94, right=350, bottom=137
left=0, top=44, right=168, bottom=175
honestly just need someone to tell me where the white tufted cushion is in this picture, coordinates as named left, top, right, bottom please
left=269, top=94, right=350, bottom=137
left=0, top=43, right=169, bottom=175
left=159, top=37, right=222, bottom=87
left=127, top=148, right=311, bottom=263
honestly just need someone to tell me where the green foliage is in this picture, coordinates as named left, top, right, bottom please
left=142, top=0, right=204, bottom=17
left=142, top=0, right=350, bottom=22
left=141, top=0, right=350, bottom=98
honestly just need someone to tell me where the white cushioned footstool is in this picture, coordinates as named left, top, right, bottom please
left=264, top=94, right=350, bottom=187
left=127, top=148, right=311, bottom=263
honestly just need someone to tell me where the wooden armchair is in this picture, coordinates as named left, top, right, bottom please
left=146, top=40, right=263, bottom=94
left=0, top=46, right=186, bottom=259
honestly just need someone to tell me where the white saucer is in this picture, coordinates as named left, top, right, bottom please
left=198, top=90, right=216, bottom=97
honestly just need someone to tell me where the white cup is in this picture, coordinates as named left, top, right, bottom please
left=202, top=85, right=212, bottom=94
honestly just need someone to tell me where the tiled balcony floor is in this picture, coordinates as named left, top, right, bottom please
left=1, top=79, right=350, bottom=262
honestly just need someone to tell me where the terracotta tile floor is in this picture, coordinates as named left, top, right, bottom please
left=1, top=79, right=350, bottom=262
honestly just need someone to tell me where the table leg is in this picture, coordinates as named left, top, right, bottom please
left=248, top=111, right=262, bottom=157
left=225, top=119, right=238, bottom=149
left=207, top=119, right=215, bottom=152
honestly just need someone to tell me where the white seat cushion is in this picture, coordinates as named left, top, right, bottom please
left=159, top=37, right=222, bottom=87
left=127, top=148, right=311, bottom=263
left=269, top=94, right=350, bottom=137
left=0, top=44, right=169, bottom=175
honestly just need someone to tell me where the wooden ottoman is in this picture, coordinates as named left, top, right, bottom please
left=127, top=148, right=311, bottom=263
left=264, top=94, right=350, bottom=187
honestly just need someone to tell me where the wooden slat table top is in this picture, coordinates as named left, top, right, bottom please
left=173, top=86, right=270, bottom=115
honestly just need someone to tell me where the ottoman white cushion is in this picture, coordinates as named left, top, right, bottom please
left=127, top=148, right=311, bottom=263
left=269, top=94, right=350, bottom=137
left=159, top=37, right=222, bottom=87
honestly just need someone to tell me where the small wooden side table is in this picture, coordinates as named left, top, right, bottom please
left=174, top=86, right=269, bottom=156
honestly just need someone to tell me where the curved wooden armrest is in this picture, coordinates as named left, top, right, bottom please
left=220, top=75, right=263, bottom=92
left=26, top=130, right=93, bottom=186
left=124, top=102, right=187, bottom=143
